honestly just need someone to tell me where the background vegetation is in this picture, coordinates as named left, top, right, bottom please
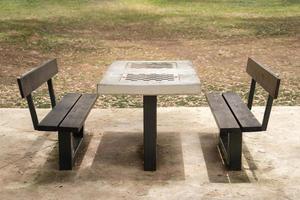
left=0, top=0, right=299, bottom=107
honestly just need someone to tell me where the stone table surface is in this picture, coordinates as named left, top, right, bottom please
left=97, top=60, right=201, bottom=95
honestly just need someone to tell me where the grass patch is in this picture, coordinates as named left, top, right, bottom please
left=0, top=0, right=299, bottom=51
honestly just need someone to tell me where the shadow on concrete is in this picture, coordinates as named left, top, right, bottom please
left=34, top=131, right=184, bottom=184
left=34, top=133, right=93, bottom=184
left=242, top=142, right=259, bottom=181
left=199, top=133, right=258, bottom=183
left=87, top=131, right=185, bottom=182
left=0, top=134, right=48, bottom=170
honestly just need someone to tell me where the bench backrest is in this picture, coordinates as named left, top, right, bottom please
left=246, top=57, right=281, bottom=131
left=17, top=59, right=58, bottom=130
left=246, top=58, right=280, bottom=98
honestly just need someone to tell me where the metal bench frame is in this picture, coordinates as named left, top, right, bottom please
left=207, top=57, right=281, bottom=170
left=17, top=59, right=97, bottom=170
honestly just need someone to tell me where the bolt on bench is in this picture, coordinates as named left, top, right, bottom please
left=206, top=57, right=281, bottom=170
left=17, top=59, right=98, bottom=170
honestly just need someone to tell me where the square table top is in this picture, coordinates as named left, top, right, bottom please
left=97, top=60, right=201, bottom=95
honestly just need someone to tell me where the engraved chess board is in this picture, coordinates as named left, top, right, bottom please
left=97, top=61, right=201, bottom=95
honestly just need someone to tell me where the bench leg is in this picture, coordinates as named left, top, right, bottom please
left=58, top=131, right=74, bottom=170
left=58, top=126, right=85, bottom=170
left=218, top=130, right=242, bottom=170
left=73, top=126, right=84, bottom=155
left=74, top=125, right=84, bottom=138
left=228, top=130, right=242, bottom=170
left=143, top=95, right=157, bottom=171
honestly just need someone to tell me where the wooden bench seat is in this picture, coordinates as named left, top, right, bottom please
left=17, top=59, right=98, bottom=170
left=59, top=93, right=98, bottom=132
left=206, top=93, right=240, bottom=132
left=39, top=93, right=97, bottom=132
left=38, top=93, right=81, bottom=131
left=206, top=57, right=281, bottom=170
left=223, top=92, right=261, bottom=132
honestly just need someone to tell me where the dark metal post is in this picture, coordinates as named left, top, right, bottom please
left=143, top=95, right=157, bottom=171
left=247, top=79, right=256, bottom=110
left=261, top=95, right=274, bottom=131
left=75, top=125, right=84, bottom=138
left=228, top=130, right=242, bottom=170
left=26, top=94, right=39, bottom=130
left=218, top=130, right=230, bottom=166
left=47, top=79, right=56, bottom=108
left=58, top=131, right=73, bottom=170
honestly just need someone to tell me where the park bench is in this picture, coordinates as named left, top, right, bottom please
left=206, top=57, right=281, bottom=170
left=17, top=59, right=98, bottom=170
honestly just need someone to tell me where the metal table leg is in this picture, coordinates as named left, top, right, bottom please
left=143, top=95, right=157, bottom=171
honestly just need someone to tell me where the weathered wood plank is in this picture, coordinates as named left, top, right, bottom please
left=246, top=57, right=281, bottom=98
left=17, top=59, right=58, bottom=98
left=206, top=93, right=240, bottom=131
left=223, top=92, right=262, bottom=132
left=59, top=94, right=98, bottom=132
left=38, top=93, right=81, bottom=131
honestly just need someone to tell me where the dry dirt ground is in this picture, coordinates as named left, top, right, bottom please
left=1, top=36, right=299, bottom=108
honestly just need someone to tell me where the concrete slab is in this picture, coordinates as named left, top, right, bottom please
left=97, top=61, right=201, bottom=95
left=0, top=107, right=299, bottom=199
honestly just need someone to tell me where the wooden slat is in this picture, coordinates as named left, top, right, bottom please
left=246, top=57, right=281, bottom=98
left=38, top=93, right=81, bottom=131
left=206, top=93, right=240, bottom=131
left=223, top=92, right=262, bottom=132
left=17, top=59, right=58, bottom=98
left=59, top=94, right=98, bottom=132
